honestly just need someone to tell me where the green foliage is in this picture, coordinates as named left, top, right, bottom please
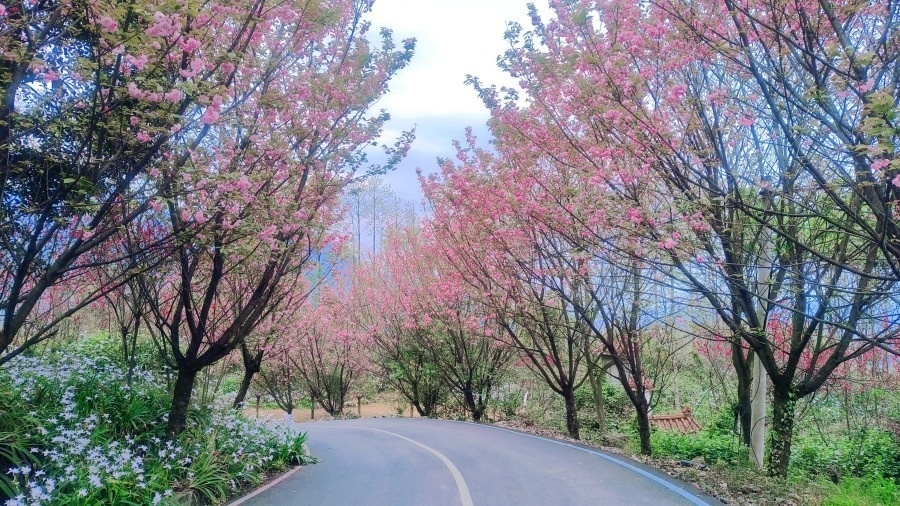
left=705, top=406, right=739, bottom=437
left=791, top=429, right=900, bottom=481
left=573, top=383, right=595, bottom=411
left=496, top=394, right=522, bottom=418
left=0, top=354, right=310, bottom=504
left=651, top=430, right=746, bottom=466
left=821, top=476, right=899, bottom=506
left=220, top=375, right=241, bottom=395
left=65, top=332, right=122, bottom=363
left=182, top=447, right=229, bottom=504
left=596, top=381, right=632, bottom=432
left=0, top=389, right=37, bottom=498
left=385, top=344, right=448, bottom=417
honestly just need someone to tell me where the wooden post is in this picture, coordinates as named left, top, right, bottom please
left=357, top=395, right=362, bottom=417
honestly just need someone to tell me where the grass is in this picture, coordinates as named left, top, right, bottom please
left=820, top=476, right=899, bottom=506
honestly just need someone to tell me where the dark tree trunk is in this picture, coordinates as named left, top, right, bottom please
left=167, top=366, right=199, bottom=438
left=563, top=390, right=580, bottom=440
left=768, top=387, right=797, bottom=477
left=232, top=368, right=255, bottom=409
left=636, top=403, right=652, bottom=456
left=733, top=343, right=752, bottom=446
left=233, top=344, right=262, bottom=409
left=463, top=386, right=483, bottom=422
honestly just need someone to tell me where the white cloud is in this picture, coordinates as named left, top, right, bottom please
left=365, top=0, right=549, bottom=202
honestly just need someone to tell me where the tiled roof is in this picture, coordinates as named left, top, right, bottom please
left=649, top=406, right=702, bottom=434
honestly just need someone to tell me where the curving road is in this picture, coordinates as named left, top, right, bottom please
left=232, top=418, right=722, bottom=506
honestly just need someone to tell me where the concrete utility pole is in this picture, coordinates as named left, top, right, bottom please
left=750, top=182, right=774, bottom=469
left=750, top=351, right=767, bottom=468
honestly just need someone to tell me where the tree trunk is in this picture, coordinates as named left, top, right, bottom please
left=563, top=390, right=580, bottom=440
left=232, top=367, right=256, bottom=409
left=166, top=366, right=199, bottom=438
left=734, top=354, right=753, bottom=446
left=636, top=403, right=652, bottom=456
left=233, top=343, right=261, bottom=409
left=463, top=386, right=484, bottom=422
left=768, top=387, right=797, bottom=477
left=587, top=361, right=606, bottom=435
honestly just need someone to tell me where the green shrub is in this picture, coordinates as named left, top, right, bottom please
left=587, top=381, right=632, bottom=433
left=822, top=476, right=899, bottom=506
left=705, top=406, right=739, bottom=437
left=651, top=430, right=745, bottom=465
left=791, top=429, right=900, bottom=481
left=493, top=393, right=522, bottom=418
left=574, top=384, right=594, bottom=411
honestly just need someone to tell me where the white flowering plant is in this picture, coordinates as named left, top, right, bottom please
left=0, top=355, right=310, bottom=505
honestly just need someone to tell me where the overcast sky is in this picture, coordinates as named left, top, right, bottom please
left=366, top=0, right=547, bottom=205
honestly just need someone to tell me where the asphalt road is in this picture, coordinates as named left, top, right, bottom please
left=234, top=418, right=722, bottom=506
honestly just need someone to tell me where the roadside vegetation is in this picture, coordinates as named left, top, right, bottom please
left=0, top=341, right=309, bottom=505
left=1, top=0, right=898, bottom=505
left=486, top=366, right=900, bottom=506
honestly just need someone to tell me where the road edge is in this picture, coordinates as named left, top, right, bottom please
left=225, top=465, right=304, bottom=505
left=458, top=419, right=724, bottom=506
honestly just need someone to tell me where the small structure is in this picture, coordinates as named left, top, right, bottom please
left=649, top=406, right=702, bottom=434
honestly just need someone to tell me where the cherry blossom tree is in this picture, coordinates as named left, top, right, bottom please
left=0, top=0, right=414, bottom=367
left=354, top=266, right=449, bottom=417
left=466, top=0, right=897, bottom=474
left=0, top=0, right=186, bottom=362
left=231, top=279, right=317, bottom=410
left=118, top=0, right=414, bottom=437
left=379, top=228, right=512, bottom=422
left=254, top=338, right=305, bottom=417
left=290, top=279, right=370, bottom=417
left=421, top=137, right=685, bottom=449
left=419, top=143, right=594, bottom=439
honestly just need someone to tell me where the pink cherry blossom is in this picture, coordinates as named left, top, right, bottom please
left=872, top=159, right=890, bottom=171
left=199, top=107, right=220, bottom=125
left=98, top=15, right=118, bottom=32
